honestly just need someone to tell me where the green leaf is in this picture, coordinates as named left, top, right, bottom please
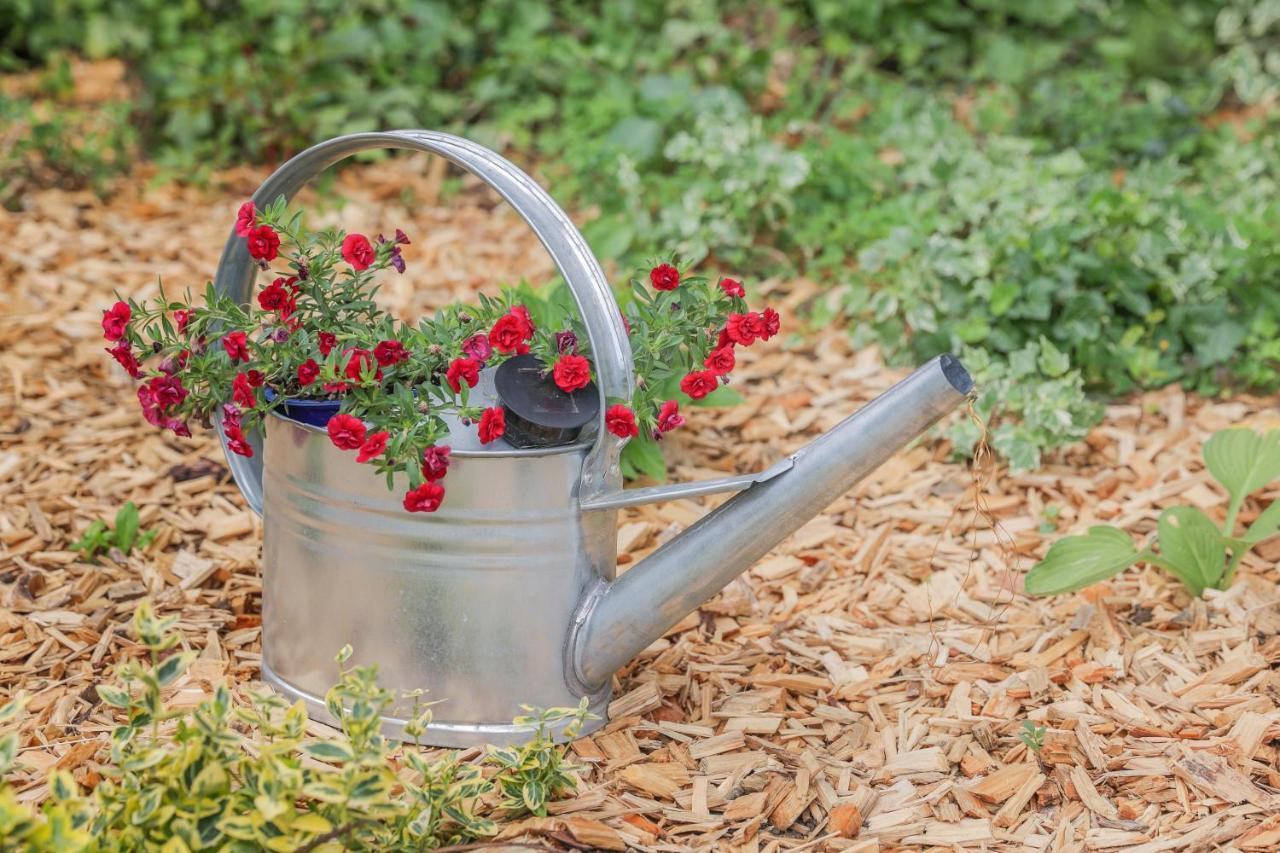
left=96, top=684, right=132, bottom=709
left=1204, top=428, right=1280, bottom=516
left=1243, top=499, right=1280, bottom=544
left=1156, top=507, right=1227, bottom=594
left=621, top=436, right=667, bottom=481
left=692, top=385, right=743, bottom=408
left=113, top=502, right=140, bottom=553
left=1024, top=526, right=1141, bottom=596
left=302, top=740, right=355, bottom=763
left=153, top=651, right=196, bottom=688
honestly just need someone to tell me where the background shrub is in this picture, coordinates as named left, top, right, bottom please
left=3, top=0, right=1278, bottom=468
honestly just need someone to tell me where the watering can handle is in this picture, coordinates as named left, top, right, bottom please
left=211, top=130, right=634, bottom=515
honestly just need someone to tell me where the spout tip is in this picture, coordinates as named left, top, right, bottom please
left=938, top=353, right=974, bottom=395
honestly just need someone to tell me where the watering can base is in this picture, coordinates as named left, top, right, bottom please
left=260, top=660, right=610, bottom=747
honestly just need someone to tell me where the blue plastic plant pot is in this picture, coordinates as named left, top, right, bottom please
left=263, top=389, right=342, bottom=428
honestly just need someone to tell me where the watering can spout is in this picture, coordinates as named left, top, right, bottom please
left=571, top=354, right=973, bottom=690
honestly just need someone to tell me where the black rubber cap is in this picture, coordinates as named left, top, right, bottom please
left=939, top=353, right=974, bottom=394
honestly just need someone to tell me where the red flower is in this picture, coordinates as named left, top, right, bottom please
left=704, top=346, right=735, bottom=376
left=680, top=370, right=719, bottom=400
left=650, top=263, right=680, bottom=291
left=343, top=348, right=381, bottom=382
left=462, top=333, right=492, bottom=363
left=512, top=305, right=535, bottom=339
left=258, top=280, right=293, bottom=313
left=137, top=386, right=163, bottom=427
left=234, top=201, right=256, bottom=238
left=656, top=399, right=684, bottom=434
left=761, top=307, right=780, bottom=340
left=356, top=431, right=390, bottom=463
left=148, top=375, right=187, bottom=410
left=716, top=328, right=733, bottom=349
left=232, top=372, right=256, bottom=409
left=247, top=370, right=265, bottom=387
left=446, top=357, right=480, bottom=393
left=102, top=301, right=130, bottom=341
left=222, top=330, right=250, bottom=362
left=719, top=277, right=745, bottom=298
left=490, top=312, right=532, bottom=354
left=341, top=233, right=375, bottom=270
left=105, top=340, right=141, bottom=378
left=477, top=407, right=505, bottom=444
left=225, top=425, right=254, bottom=458
left=374, top=339, right=408, bottom=367
left=327, top=413, right=367, bottom=450
left=297, top=358, right=320, bottom=386
left=725, top=312, right=765, bottom=346
left=318, top=332, right=337, bottom=356
left=421, top=445, right=451, bottom=481
left=403, top=481, right=445, bottom=513
left=246, top=225, right=280, bottom=262
left=552, top=354, right=591, bottom=393
left=174, top=309, right=191, bottom=334
left=605, top=404, right=639, bottom=439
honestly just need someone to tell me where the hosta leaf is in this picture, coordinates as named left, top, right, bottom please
left=1024, top=526, right=1141, bottom=595
left=1156, top=507, right=1228, bottom=594
left=1243, top=499, right=1280, bottom=543
left=1204, top=428, right=1280, bottom=510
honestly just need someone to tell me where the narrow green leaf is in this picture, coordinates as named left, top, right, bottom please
left=114, top=502, right=140, bottom=553
left=1024, top=526, right=1141, bottom=595
left=1243, top=499, right=1280, bottom=544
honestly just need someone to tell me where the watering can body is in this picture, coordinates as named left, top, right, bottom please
left=214, top=130, right=972, bottom=746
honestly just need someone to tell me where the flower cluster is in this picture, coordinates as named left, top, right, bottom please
left=105, top=199, right=777, bottom=512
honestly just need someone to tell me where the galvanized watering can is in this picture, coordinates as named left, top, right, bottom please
left=213, top=130, right=974, bottom=746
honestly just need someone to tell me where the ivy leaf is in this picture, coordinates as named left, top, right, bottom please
left=1204, top=428, right=1280, bottom=511
left=1024, top=526, right=1141, bottom=595
left=1156, top=506, right=1227, bottom=594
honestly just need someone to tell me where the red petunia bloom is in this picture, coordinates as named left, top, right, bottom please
left=490, top=312, right=532, bottom=354
left=232, top=372, right=256, bottom=409
left=102, top=301, right=130, bottom=341
left=317, top=331, right=337, bottom=356
left=650, top=263, right=680, bottom=291
left=656, top=399, right=684, bottom=434
left=225, top=425, right=254, bottom=458
left=258, top=280, right=293, bottom=313
left=704, top=346, right=735, bottom=376
left=761, top=307, right=780, bottom=340
left=374, top=339, right=408, bottom=367
left=356, top=431, right=390, bottom=463
left=680, top=370, right=719, bottom=400
left=327, top=413, right=367, bottom=450
left=725, top=312, right=766, bottom=346
left=246, top=225, right=280, bottom=261
left=174, top=309, right=191, bottom=334
left=148, top=375, right=187, bottom=410
left=403, top=481, right=445, bottom=513
left=446, top=357, right=480, bottom=393
left=605, top=404, right=639, bottom=439
left=246, top=370, right=265, bottom=388
left=552, top=354, right=591, bottom=393
left=343, top=348, right=381, bottom=382
left=297, top=358, right=320, bottom=386
left=222, top=330, right=250, bottom=362
left=719, top=277, right=745, bottom=298
left=106, top=340, right=141, bottom=378
left=477, top=406, right=505, bottom=444
left=421, top=445, right=451, bottom=481
left=511, top=305, right=535, bottom=339
left=234, top=201, right=256, bottom=238
left=462, top=333, right=492, bottom=363
left=341, top=233, right=375, bottom=271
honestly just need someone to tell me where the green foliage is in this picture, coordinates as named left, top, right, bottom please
left=947, top=341, right=1103, bottom=474
left=70, top=502, right=158, bottom=562
left=1018, top=720, right=1047, bottom=755
left=0, top=601, right=595, bottom=851
left=1025, top=427, right=1280, bottom=596
left=8, top=0, right=1280, bottom=470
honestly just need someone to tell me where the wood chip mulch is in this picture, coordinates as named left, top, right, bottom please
left=2, top=161, right=1279, bottom=852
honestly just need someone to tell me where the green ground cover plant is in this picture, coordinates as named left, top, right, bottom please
left=5, top=0, right=1280, bottom=470
left=0, top=602, right=592, bottom=851
left=1024, top=427, right=1280, bottom=596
